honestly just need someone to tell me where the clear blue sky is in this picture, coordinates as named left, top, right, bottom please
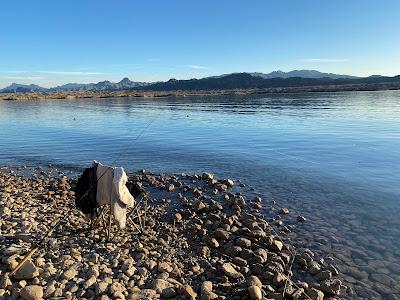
left=1, top=0, right=399, bottom=87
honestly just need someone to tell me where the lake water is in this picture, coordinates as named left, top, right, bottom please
left=1, top=91, right=400, bottom=298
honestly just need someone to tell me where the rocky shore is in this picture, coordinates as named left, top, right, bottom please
left=1, top=81, right=400, bottom=101
left=0, top=166, right=346, bottom=299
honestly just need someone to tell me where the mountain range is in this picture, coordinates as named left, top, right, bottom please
left=1, top=83, right=48, bottom=93
left=0, top=77, right=150, bottom=93
left=0, top=70, right=397, bottom=93
left=250, top=70, right=358, bottom=79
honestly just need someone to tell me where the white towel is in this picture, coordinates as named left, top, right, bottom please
left=93, top=161, right=135, bottom=229
left=112, top=167, right=134, bottom=229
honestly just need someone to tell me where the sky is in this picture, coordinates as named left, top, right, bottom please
left=1, top=0, right=400, bottom=88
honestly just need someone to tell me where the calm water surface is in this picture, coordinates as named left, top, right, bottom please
left=1, top=91, right=400, bottom=298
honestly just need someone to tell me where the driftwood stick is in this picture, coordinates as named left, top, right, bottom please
left=10, top=248, right=38, bottom=276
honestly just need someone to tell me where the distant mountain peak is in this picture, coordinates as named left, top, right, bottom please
left=47, top=77, right=150, bottom=92
left=119, top=77, right=131, bottom=83
left=250, top=70, right=358, bottom=79
left=270, top=70, right=285, bottom=74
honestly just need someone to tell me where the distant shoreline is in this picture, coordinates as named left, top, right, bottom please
left=1, top=82, right=400, bottom=101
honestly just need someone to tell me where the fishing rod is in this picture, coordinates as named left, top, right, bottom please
left=10, top=117, right=156, bottom=276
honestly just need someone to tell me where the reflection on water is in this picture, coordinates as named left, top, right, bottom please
left=1, top=90, right=400, bottom=298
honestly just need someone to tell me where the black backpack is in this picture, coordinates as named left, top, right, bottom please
left=74, top=166, right=98, bottom=215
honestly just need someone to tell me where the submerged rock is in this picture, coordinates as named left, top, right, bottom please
left=306, top=288, right=324, bottom=300
left=279, top=207, right=289, bottom=214
left=297, top=215, right=306, bottom=222
left=320, top=279, right=342, bottom=296
left=202, top=172, right=214, bottom=181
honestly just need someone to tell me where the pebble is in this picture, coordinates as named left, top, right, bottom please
left=96, top=281, right=109, bottom=294
left=0, top=274, right=11, bottom=289
left=83, top=276, right=97, bottom=289
left=62, top=267, right=77, bottom=280
left=315, top=270, right=332, bottom=281
left=174, top=212, right=182, bottom=222
left=214, top=228, right=230, bottom=241
left=297, top=215, right=306, bottom=222
left=225, top=179, right=234, bottom=187
left=272, top=240, right=284, bottom=251
left=222, top=263, right=244, bottom=280
left=152, top=278, right=171, bottom=293
left=158, top=262, right=173, bottom=273
left=162, top=287, right=176, bottom=298
left=248, top=285, right=262, bottom=300
left=207, top=237, right=220, bottom=248
left=183, top=284, right=197, bottom=299
left=202, top=172, right=214, bottom=181
left=320, top=279, right=342, bottom=295
left=20, top=285, right=43, bottom=300
left=279, top=207, right=289, bottom=214
left=306, top=288, right=324, bottom=300
left=236, top=237, right=251, bottom=248
left=247, top=275, right=262, bottom=288
left=14, top=261, right=39, bottom=280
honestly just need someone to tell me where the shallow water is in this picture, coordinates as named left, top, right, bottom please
left=1, top=91, right=400, bottom=298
